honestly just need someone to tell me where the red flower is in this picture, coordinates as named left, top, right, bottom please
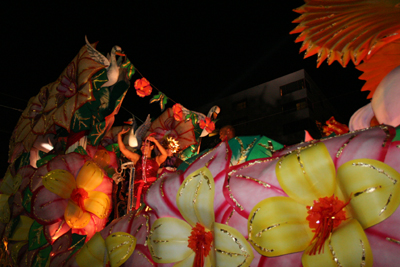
left=172, top=103, right=183, bottom=121
left=199, top=117, right=215, bottom=133
left=134, top=78, right=152, bottom=97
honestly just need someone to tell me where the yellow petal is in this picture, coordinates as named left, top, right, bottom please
left=177, top=166, right=215, bottom=229
left=276, top=143, right=336, bottom=206
left=105, top=232, right=136, bottom=267
left=174, top=253, right=195, bottom=267
left=0, top=168, right=21, bottom=195
left=42, top=169, right=76, bottom=199
left=337, top=159, right=400, bottom=228
left=84, top=191, right=110, bottom=219
left=148, top=217, right=193, bottom=264
left=214, top=222, right=254, bottom=267
left=302, top=219, right=373, bottom=267
left=9, top=215, right=34, bottom=241
left=0, top=194, right=10, bottom=223
left=8, top=241, right=28, bottom=265
left=64, top=200, right=91, bottom=229
left=248, top=196, right=313, bottom=257
left=93, top=149, right=111, bottom=170
left=76, top=161, right=104, bottom=191
left=76, top=232, right=107, bottom=267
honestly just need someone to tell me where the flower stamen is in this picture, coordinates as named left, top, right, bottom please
left=306, top=195, right=350, bottom=255
left=70, top=188, right=89, bottom=211
left=188, top=223, right=213, bottom=267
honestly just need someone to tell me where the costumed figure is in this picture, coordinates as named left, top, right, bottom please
left=117, top=128, right=167, bottom=210
left=160, top=136, right=182, bottom=172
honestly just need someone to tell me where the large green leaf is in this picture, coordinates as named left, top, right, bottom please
left=28, top=221, right=47, bottom=251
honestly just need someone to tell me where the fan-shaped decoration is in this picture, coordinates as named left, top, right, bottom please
left=9, top=43, right=106, bottom=163
left=357, top=39, right=400, bottom=98
left=147, top=108, right=197, bottom=151
left=291, top=0, right=400, bottom=68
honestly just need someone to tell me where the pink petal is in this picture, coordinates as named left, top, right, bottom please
left=31, top=185, right=68, bottom=225
left=257, top=252, right=303, bottom=267
left=183, top=141, right=231, bottom=183
left=18, top=165, right=36, bottom=192
left=72, top=213, right=108, bottom=241
left=145, top=171, right=183, bottom=219
left=44, top=220, right=71, bottom=244
left=12, top=191, right=24, bottom=218
left=364, top=206, right=400, bottom=266
left=47, top=153, right=87, bottom=178
left=93, top=175, right=113, bottom=197
left=324, top=126, right=395, bottom=168
left=384, top=140, right=400, bottom=173
left=224, top=157, right=287, bottom=218
left=51, top=230, right=72, bottom=254
left=30, top=163, right=50, bottom=192
left=50, top=249, right=76, bottom=267
left=121, top=244, right=156, bottom=267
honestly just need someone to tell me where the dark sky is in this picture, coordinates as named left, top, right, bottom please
left=1, top=2, right=370, bottom=172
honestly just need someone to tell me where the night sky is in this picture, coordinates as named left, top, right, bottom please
left=1, top=1, right=370, bottom=174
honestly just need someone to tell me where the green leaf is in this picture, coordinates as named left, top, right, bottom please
left=106, top=143, right=120, bottom=158
left=393, top=126, right=400, bottom=142
left=160, top=95, right=168, bottom=111
left=28, top=221, right=47, bottom=251
left=22, top=187, right=33, bottom=213
left=121, top=58, right=135, bottom=79
left=69, top=233, right=87, bottom=257
left=32, top=245, right=52, bottom=267
left=5, top=216, right=20, bottom=239
left=74, top=146, right=88, bottom=155
left=149, top=92, right=162, bottom=104
left=36, top=154, right=56, bottom=168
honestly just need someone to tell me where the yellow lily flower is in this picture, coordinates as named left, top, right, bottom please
left=42, top=161, right=110, bottom=229
left=148, top=166, right=254, bottom=267
left=248, top=142, right=400, bottom=266
left=76, top=231, right=136, bottom=267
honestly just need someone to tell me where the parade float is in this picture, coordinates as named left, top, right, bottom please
left=1, top=0, right=400, bottom=266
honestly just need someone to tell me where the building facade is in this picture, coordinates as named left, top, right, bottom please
left=199, top=69, right=339, bottom=147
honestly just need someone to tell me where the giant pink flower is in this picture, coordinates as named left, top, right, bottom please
left=225, top=125, right=400, bottom=266
left=30, top=153, right=112, bottom=241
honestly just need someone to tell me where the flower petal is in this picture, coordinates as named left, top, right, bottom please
left=0, top=194, right=10, bottom=223
left=76, top=161, right=104, bottom=191
left=105, top=232, right=136, bottom=267
left=42, top=169, right=76, bottom=199
left=84, top=191, right=110, bottom=219
left=177, top=166, right=215, bottom=229
left=9, top=215, right=34, bottom=241
left=64, top=200, right=91, bottom=229
left=32, top=186, right=68, bottom=225
left=76, top=232, right=106, bottom=267
left=302, top=219, right=373, bottom=267
left=145, top=171, right=184, bottom=219
left=224, top=157, right=287, bottom=218
left=337, top=158, right=400, bottom=228
left=214, top=222, right=254, bottom=267
left=276, top=143, right=336, bottom=206
left=248, top=196, right=312, bottom=257
left=148, top=217, right=193, bottom=264
left=365, top=205, right=400, bottom=266
left=0, top=169, right=21, bottom=195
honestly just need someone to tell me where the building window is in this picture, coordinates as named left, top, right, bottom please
left=280, top=79, right=305, bottom=96
left=234, top=100, right=247, bottom=111
left=282, top=98, right=308, bottom=113
left=296, top=101, right=308, bottom=110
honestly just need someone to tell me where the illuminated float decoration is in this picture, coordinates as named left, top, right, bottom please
left=290, top=0, right=400, bottom=130
left=2, top=1, right=400, bottom=265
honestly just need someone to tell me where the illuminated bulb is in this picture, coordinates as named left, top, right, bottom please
left=128, top=127, right=138, bottom=147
